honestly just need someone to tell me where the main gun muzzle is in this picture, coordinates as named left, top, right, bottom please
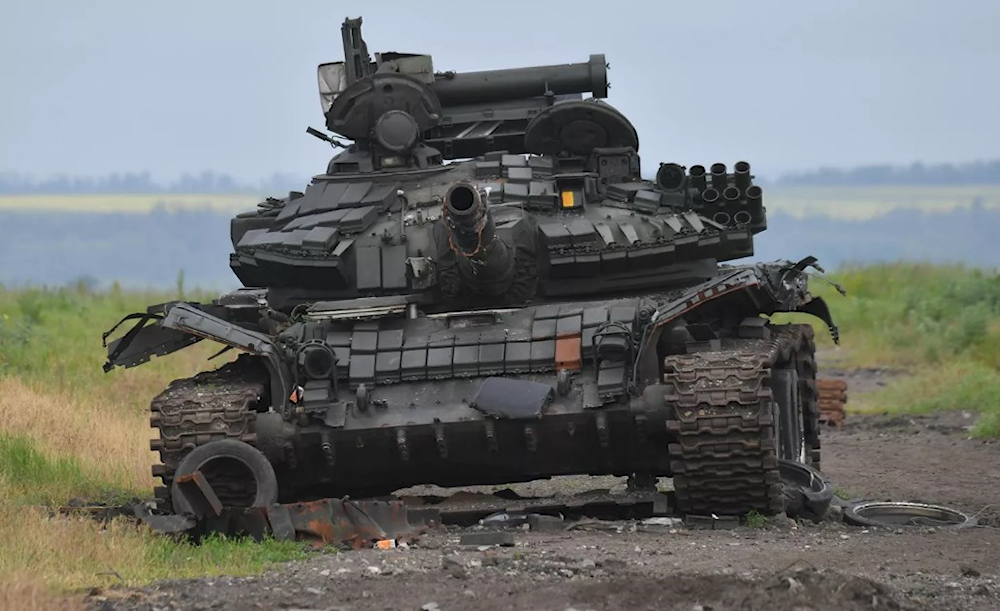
left=442, top=184, right=515, bottom=295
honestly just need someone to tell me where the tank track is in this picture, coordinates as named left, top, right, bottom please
left=149, top=356, right=266, bottom=511
left=664, top=324, right=817, bottom=516
left=795, top=327, right=822, bottom=471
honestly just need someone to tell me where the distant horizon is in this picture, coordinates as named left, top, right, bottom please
left=4, top=158, right=1000, bottom=194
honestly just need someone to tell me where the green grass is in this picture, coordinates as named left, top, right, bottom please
left=833, top=487, right=855, bottom=500
left=781, top=263, right=1000, bottom=367
left=0, top=286, right=307, bottom=592
left=135, top=534, right=310, bottom=584
left=0, top=434, right=112, bottom=504
left=0, top=283, right=219, bottom=397
left=0, top=432, right=310, bottom=591
left=858, top=361, right=1000, bottom=437
left=744, top=509, right=767, bottom=528
left=775, top=263, right=1000, bottom=437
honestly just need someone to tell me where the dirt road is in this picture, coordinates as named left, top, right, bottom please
left=89, top=388, right=1000, bottom=610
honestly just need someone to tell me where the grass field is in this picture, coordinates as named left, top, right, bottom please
left=2, top=185, right=1000, bottom=220
left=776, top=264, right=1000, bottom=436
left=0, top=264, right=998, bottom=602
left=0, top=193, right=262, bottom=213
left=0, top=287, right=309, bottom=603
left=764, top=185, right=1000, bottom=219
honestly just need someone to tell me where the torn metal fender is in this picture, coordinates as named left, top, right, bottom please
left=797, top=296, right=840, bottom=344
left=757, top=258, right=842, bottom=344
left=103, top=304, right=200, bottom=372
left=104, top=302, right=293, bottom=414
left=633, top=259, right=841, bottom=383
left=159, top=303, right=293, bottom=413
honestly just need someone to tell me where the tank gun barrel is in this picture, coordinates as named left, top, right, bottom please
left=431, top=55, right=608, bottom=106
left=442, top=184, right=515, bottom=296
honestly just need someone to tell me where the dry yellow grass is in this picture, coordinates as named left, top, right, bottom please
left=0, top=492, right=307, bottom=592
left=0, top=499, right=154, bottom=592
left=0, top=377, right=154, bottom=492
left=0, top=577, right=82, bottom=610
left=0, top=357, right=306, bottom=593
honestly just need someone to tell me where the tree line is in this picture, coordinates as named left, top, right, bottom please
left=2, top=159, right=1000, bottom=194
left=0, top=159, right=1000, bottom=195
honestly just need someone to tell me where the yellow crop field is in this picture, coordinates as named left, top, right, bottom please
left=0, top=193, right=262, bottom=213
left=2, top=186, right=1000, bottom=220
left=764, top=185, right=1000, bottom=219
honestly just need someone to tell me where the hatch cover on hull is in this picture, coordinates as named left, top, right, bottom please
left=471, top=377, right=554, bottom=419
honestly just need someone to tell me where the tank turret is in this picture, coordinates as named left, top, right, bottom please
left=317, top=18, right=609, bottom=165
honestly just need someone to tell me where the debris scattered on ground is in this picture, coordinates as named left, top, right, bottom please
left=640, top=517, right=684, bottom=527
left=480, top=511, right=529, bottom=528
left=78, top=408, right=1000, bottom=611
left=527, top=514, right=565, bottom=531
left=843, top=501, right=977, bottom=529
left=780, top=459, right=835, bottom=522
left=684, top=514, right=741, bottom=530
left=459, top=532, right=516, bottom=547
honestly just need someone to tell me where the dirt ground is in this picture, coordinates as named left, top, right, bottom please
left=88, top=370, right=1000, bottom=611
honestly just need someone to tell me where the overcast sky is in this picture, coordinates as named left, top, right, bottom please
left=2, top=0, right=998, bottom=182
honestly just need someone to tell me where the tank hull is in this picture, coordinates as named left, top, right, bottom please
left=263, top=398, right=672, bottom=499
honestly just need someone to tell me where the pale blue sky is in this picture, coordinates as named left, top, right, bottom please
left=1, top=0, right=998, bottom=182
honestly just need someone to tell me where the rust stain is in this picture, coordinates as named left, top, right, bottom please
left=555, top=334, right=582, bottom=371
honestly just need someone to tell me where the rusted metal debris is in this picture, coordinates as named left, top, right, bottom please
left=58, top=486, right=673, bottom=550
left=61, top=474, right=678, bottom=549
left=194, top=487, right=672, bottom=548
left=66, top=471, right=852, bottom=545
left=227, top=499, right=425, bottom=549
left=817, top=378, right=848, bottom=427
left=157, top=468, right=426, bottom=548
left=129, top=498, right=425, bottom=550
left=174, top=471, right=225, bottom=518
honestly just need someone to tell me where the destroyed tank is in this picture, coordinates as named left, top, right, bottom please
left=104, top=17, right=839, bottom=518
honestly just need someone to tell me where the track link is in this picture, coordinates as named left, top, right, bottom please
left=664, top=324, right=815, bottom=516
left=795, top=327, right=822, bottom=471
left=149, top=355, right=266, bottom=511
